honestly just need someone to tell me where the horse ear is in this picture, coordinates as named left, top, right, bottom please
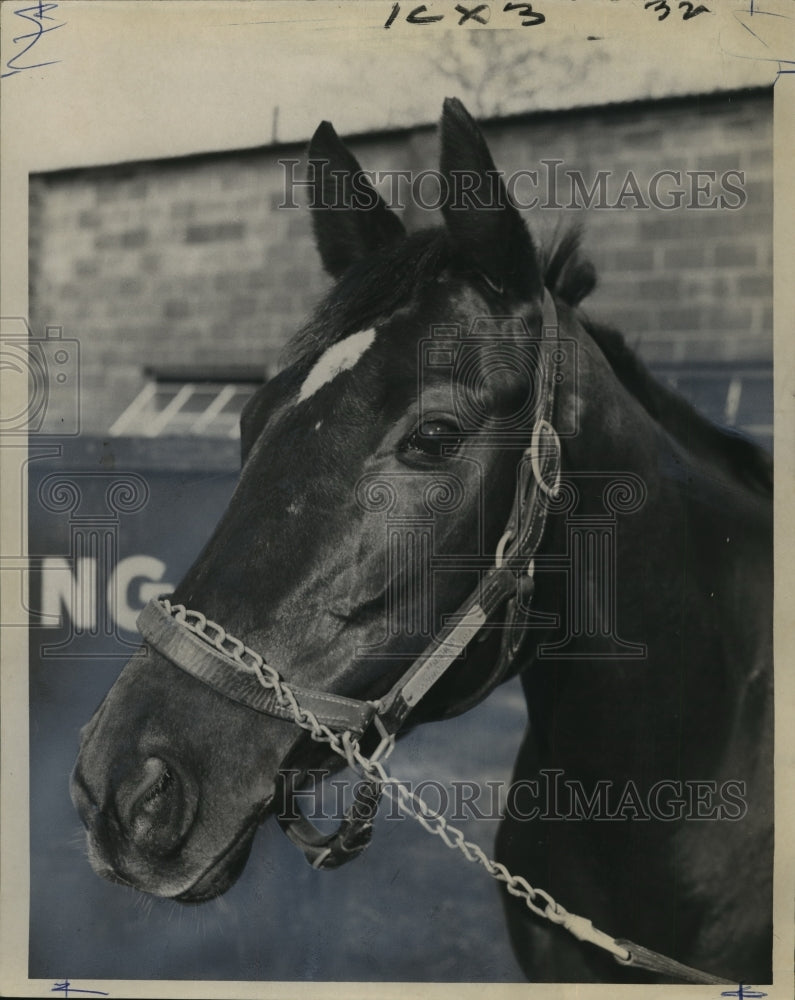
left=439, top=97, right=541, bottom=300
left=308, top=121, right=406, bottom=279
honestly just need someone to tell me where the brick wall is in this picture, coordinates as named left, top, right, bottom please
left=28, top=90, right=772, bottom=435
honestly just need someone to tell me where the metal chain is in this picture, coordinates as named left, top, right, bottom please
left=159, top=597, right=630, bottom=963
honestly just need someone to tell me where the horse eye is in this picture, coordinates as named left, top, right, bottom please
left=402, top=419, right=464, bottom=458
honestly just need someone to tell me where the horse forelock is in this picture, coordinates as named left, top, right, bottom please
left=283, top=223, right=601, bottom=377
left=283, top=229, right=451, bottom=369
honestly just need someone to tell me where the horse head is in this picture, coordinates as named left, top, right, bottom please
left=71, top=98, right=590, bottom=901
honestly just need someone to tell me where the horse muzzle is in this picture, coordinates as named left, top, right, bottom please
left=70, top=645, right=294, bottom=900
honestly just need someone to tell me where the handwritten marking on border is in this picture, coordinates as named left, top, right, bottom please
left=720, top=986, right=768, bottom=1000
left=384, top=2, right=545, bottom=29
left=51, top=982, right=109, bottom=999
left=2, top=2, right=65, bottom=79
left=644, top=0, right=710, bottom=22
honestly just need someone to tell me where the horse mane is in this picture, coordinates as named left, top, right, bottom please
left=584, top=318, right=772, bottom=494
left=286, top=224, right=772, bottom=495
left=542, top=228, right=772, bottom=495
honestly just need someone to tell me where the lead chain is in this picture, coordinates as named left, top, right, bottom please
left=159, top=598, right=629, bottom=963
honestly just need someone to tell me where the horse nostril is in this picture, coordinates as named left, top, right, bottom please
left=133, top=757, right=172, bottom=812
left=117, top=756, right=196, bottom=856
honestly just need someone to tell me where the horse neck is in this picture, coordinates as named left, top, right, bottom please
left=520, top=338, right=772, bottom=779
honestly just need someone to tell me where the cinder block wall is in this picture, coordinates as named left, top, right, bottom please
left=29, top=89, right=772, bottom=435
left=486, top=95, right=772, bottom=364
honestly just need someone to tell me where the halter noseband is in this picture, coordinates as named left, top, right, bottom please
left=137, top=599, right=375, bottom=735
left=137, top=289, right=563, bottom=865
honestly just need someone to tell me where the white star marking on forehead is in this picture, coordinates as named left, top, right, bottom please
left=297, top=328, right=376, bottom=404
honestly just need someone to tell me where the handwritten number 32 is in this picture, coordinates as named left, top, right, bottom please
left=644, top=1, right=710, bottom=20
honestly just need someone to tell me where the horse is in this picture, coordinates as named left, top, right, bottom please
left=70, top=98, right=773, bottom=984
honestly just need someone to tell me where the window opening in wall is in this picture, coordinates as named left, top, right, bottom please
left=108, top=366, right=266, bottom=438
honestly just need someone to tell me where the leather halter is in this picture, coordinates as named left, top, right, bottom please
left=137, top=289, right=563, bottom=868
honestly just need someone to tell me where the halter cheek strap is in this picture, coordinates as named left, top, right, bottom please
left=276, top=344, right=563, bottom=869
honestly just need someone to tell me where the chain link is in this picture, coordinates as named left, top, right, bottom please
left=158, top=597, right=629, bottom=962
